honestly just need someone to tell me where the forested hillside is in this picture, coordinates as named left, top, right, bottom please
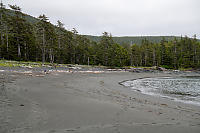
left=85, top=35, right=182, bottom=45
left=5, top=8, right=39, bottom=24
left=0, top=2, right=200, bottom=69
left=3, top=7, right=190, bottom=46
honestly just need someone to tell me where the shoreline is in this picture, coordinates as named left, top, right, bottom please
left=120, top=76, right=200, bottom=107
left=1, top=69, right=200, bottom=132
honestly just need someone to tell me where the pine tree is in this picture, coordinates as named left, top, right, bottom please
left=56, top=20, right=66, bottom=63
left=0, top=1, right=6, bottom=57
left=9, top=4, right=25, bottom=59
left=98, top=32, right=114, bottom=66
left=71, top=28, right=78, bottom=64
left=35, top=14, right=49, bottom=64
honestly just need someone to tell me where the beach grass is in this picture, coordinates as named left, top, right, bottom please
left=0, top=60, right=49, bottom=68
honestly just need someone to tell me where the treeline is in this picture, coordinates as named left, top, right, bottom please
left=86, top=35, right=181, bottom=45
left=131, top=37, right=200, bottom=69
left=0, top=2, right=200, bottom=69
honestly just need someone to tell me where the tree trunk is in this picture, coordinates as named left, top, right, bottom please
left=52, top=54, right=54, bottom=63
left=73, top=48, right=76, bottom=64
left=0, top=33, right=3, bottom=45
left=193, top=45, right=197, bottom=64
left=18, top=43, right=21, bottom=58
left=58, top=35, right=61, bottom=49
left=17, top=37, right=21, bottom=58
left=24, top=42, right=27, bottom=60
left=0, top=12, right=3, bottom=45
left=130, top=52, right=133, bottom=66
left=49, top=48, right=53, bottom=63
left=0, top=12, right=3, bottom=57
left=144, top=52, right=147, bottom=66
left=36, top=51, right=38, bottom=62
left=42, top=50, right=45, bottom=65
left=6, top=28, right=8, bottom=52
left=88, top=57, right=89, bottom=66
left=153, top=49, right=156, bottom=66
left=42, top=28, right=45, bottom=65
left=174, top=44, right=177, bottom=69
left=0, top=33, right=2, bottom=57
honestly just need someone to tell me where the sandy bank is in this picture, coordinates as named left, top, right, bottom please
left=1, top=71, right=200, bottom=133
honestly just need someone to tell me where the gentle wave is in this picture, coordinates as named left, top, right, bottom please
left=122, top=76, right=200, bottom=106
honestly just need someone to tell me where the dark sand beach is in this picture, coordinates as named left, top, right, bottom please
left=1, top=70, right=200, bottom=133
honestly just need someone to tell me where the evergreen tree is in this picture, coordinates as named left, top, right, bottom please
left=0, top=1, right=6, bottom=57
left=131, top=44, right=141, bottom=67
left=98, top=32, right=114, bottom=66
left=35, top=14, right=50, bottom=64
left=1, top=2, right=200, bottom=69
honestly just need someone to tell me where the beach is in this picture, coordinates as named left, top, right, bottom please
left=1, top=70, right=200, bottom=133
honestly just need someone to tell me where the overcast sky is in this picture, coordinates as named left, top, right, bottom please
left=4, top=0, right=200, bottom=38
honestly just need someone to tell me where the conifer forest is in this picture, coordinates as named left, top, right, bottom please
left=0, top=2, right=200, bottom=69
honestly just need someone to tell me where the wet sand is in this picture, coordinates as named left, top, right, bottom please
left=1, top=71, right=200, bottom=133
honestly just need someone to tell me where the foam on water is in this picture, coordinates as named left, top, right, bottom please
left=122, top=76, right=200, bottom=106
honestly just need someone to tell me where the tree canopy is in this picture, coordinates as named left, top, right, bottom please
left=0, top=2, right=200, bottom=69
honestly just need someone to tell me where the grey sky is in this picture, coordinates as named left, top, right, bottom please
left=4, top=0, right=200, bottom=38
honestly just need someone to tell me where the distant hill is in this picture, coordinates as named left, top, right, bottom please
left=85, top=35, right=182, bottom=45
left=5, top=9, right=39, bottom=24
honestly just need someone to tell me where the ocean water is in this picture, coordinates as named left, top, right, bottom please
left=122, top=76, right=200, bottom=106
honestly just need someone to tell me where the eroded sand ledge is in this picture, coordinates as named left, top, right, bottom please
left=1, top=71, right=200, bottom=133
